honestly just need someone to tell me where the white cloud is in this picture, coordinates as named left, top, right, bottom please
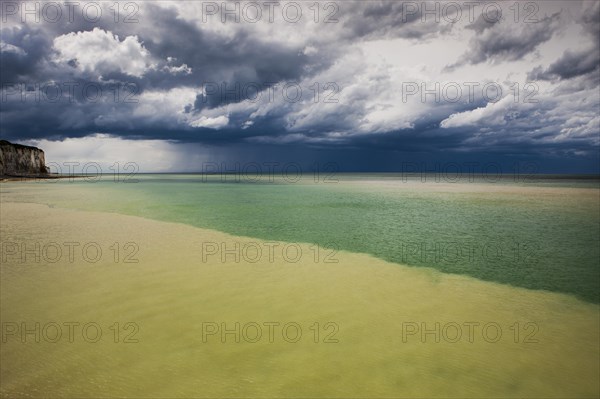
left=162, top=64, right=192, bottom=75
left=441, top=96, right=520, bottom=128
left=189, top=115, right=229, bottom=129
left=53, top=28, right=152, bottom=77
left=134, top=87, right=198, bottom=120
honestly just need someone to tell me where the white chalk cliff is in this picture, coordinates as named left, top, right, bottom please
left=0, top=140, right=48, bottom=176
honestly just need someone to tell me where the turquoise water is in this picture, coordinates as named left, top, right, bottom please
left=4, top=174, right=599, bottom=302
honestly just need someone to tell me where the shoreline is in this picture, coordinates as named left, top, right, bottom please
left=1, top=177, right=598, bottom=304
left=1, top=200, right=598, bottom=398
left=1, top=199, right=597, bottom=306
left=0, top=174, right=86, bottom=182
left=2, top=199, right=596, bottom=307
left=2, top=172, right=598, bottom=182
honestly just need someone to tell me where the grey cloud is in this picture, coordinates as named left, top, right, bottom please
left=0, top=1, right=598, bottom=173
left=338, top=1, right=451, bottom=41
left=465, top=9, right=501, bottom=33
left=529, top=48, right=600, bottom=82
left=0, top=25, right=52, bottom=84
left=447, top=12, right=561, bottom=70
left=580, top=1, right=600, bottom=42
left=527, top=4, right=599, bottom=85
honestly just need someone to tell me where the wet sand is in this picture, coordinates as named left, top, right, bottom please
left=1, top=201, right=598, bottom=398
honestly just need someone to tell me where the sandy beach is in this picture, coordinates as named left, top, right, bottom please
left=1, top=200, right=598, bottom=398
left=2, top=0, right=599, bottom=397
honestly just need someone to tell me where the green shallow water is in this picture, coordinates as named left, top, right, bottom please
left=2, top=174, right=599, bottom=302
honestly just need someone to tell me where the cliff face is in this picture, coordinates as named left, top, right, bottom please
left=0, top=140, right=48, bottom=176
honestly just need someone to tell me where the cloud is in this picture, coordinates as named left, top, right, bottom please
left=338, top=1, right=452, bottom=41
left=527, top=3, right=600, bottom=84
left=0, top=25, right=52, bottom=84
left=465, top=10, right=501, bottom=34
left=0, top=1, right=598, bottom=172
left=162, top=57, right=192, bottom=75
left=529, top=48, right=600, bottom=82
left=447, top=12, right=561, bottom=70
left=52, top=28, right=152, bottom=78
left=441, top=96, right=518, bottom=128
left=0, top=41, right=27, bottom=56
left=25, top=134, right=209, bottom=173
left=189, top=115, right=229, bottom=129
left=581, top=0, right=600, bottom=42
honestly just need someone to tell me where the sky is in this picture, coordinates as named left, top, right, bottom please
left=1, top=0, right=599, bottom=173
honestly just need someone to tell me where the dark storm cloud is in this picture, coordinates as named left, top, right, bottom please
left=528, top=4, right=600, bottom=86
left=0, top=2, right=324, bottom=140
left=0, top=25, right=51, bottom=83
left=0, top=1, right=598, bottom=173
left=2, top=2, right=328, bottom=91
left=338, top=1, right=451, bottom=41
left=447, top=12, right=561, bottom=70
left=0, top=0, right=471, bottom=142
left=465, top=10, right=500, bottom=34
left=581, top=0, right=600, bottom=42
left=137, top=3, right=331, bottom=93
left=528, top=48, right=600, bottom=82
left=1, top=1, right=341, bottom=136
